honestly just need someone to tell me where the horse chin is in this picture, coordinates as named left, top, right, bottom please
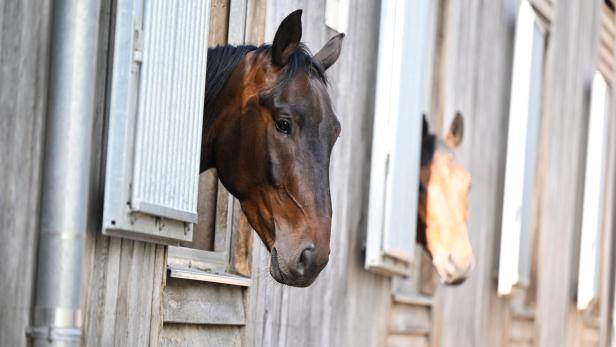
left=269, top=263, right=317, bottom=288
left=434, top=265, right=468, bottom=286
left=439, top=274, right=468, bottom=286
left=269, top=249, right=317, bottom=287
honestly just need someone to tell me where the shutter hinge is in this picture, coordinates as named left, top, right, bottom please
left=133, top=28, right=144, bottom=63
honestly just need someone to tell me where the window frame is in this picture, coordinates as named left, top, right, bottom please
left=497, top=0, right=547, bottom=295
left=365, top=0, right=439, bottom=277
left=577, top=72, right=610, bottom=310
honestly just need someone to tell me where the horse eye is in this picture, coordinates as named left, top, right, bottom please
left=275, top=119, right=292, bottom=134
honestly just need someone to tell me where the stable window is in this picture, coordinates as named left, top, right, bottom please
left=497, top=0, right=546, bottom=295
left=165, top=0, right=257, bottom=286
left=102, top=0, right=211, bottom=244
left=166, top=171, right=252, bottom=285
left=577, top=72, right=610, bottom=310
left=365, top=0, right=439, bottom=277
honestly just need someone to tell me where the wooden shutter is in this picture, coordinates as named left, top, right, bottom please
left=103, top=0, right=211, bottom=244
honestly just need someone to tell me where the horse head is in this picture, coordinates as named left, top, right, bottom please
left=202, top=10, right=344, bottom=287
left=418, top=113, right=474, bottom=285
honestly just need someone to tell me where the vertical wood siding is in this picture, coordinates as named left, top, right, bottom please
left=245, top=1, right=392, bottom=346
left=431, top=1, right=518, bottom=346
left=535, top=0, right=603, bottom=346
left=430, top=1, right=609, bottom=347
left=0, top=0, right=52, bottom=346
left=4, top=0, right=614, bottom=346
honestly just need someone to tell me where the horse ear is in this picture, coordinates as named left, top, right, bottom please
left=272, top=10, right=303, bottom=67
left=446, top=112, right=464, bottom=147
left=314, top=33, right=345, bottom=70
left=422, top=114, right=429, bottom=140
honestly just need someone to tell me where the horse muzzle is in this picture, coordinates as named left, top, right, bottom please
left=269, top=245, right=328, bottom=287
left=434, top=252, right=475, bottom=286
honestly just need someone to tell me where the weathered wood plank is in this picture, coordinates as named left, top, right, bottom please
left=180, top=171, right=218, bottom=251
left=163, top=278, right=246, bottom=325
left=509, top=317, right=534, bottom=343
left=149, top=243, right=166, bottom=347
left=159, top=324, right=243, bottom=347
left=209, top=0, right=230, bottom=46
left=389, top=303, right=431, bottom=336
left=0, top=0, right=52, bottom=346
left=534, top=0, right=603, bottom=346
left=387, top=334, right=430, bottom=347
left=510, top=343, right=533, bottom=347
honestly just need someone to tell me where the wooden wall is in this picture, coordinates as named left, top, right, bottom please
left=2, top=0, right=614, bottom=346
left=430, top=1, right=608, bottom=347
left=245, top=1, right=393, bottom=346
left=0, top=0, right=52, bottom=346
left=535, top=0, right=603, bottom=346
left=430, top=1, right=518, bottom=345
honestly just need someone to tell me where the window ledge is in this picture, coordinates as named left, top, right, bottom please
left=168, top=266, right=252, bottom=287
left=392, top=293, right=433, bottom=307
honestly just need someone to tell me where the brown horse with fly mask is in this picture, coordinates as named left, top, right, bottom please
left=418, top=113, right=474, bottom=285
left=200, top=10, right=343, bottom=287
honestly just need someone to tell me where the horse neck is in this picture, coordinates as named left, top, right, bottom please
left=416, top=184, right=428, bottom=246
left=200, top=90, right=241, bottom=172
left=201, top=46, right=257, bottom=172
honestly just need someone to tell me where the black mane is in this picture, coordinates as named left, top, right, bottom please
left=203, top=43, right=328, bottom=130
left=204, top=44, right=258, bottom=122
left=421, top=134, right=437, bottom=167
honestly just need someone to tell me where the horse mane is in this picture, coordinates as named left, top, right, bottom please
left=417, top=133, right=455, bottom=241
left=204, top=44, right=258, bottom=122
left=421, top=135, right=437, bottom=167
left=203, top=43, right=328, bottom=130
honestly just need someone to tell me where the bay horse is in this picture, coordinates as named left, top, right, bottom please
left=200, top=10, right=344, bottom=287
left=417, top=113, right=474, bottom=285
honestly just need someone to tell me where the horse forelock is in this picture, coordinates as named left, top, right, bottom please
left=204, top=43, right=327, bottom=119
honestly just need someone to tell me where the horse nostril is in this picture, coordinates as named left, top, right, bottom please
left=296, top=245, right=315, bottom=275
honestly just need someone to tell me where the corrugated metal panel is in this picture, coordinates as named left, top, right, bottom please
left=102, top=0, right=211, bottom=243
left=131, top=0, right=209, bottom=223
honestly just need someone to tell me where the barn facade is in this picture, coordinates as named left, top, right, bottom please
left=2, top=0, right=616, bottom=346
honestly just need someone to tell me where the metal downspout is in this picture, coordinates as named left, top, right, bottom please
left=28, top=0, right=101, bottom=345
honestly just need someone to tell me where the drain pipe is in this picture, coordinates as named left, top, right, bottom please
left=27, top=0, right=101, bottom=346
